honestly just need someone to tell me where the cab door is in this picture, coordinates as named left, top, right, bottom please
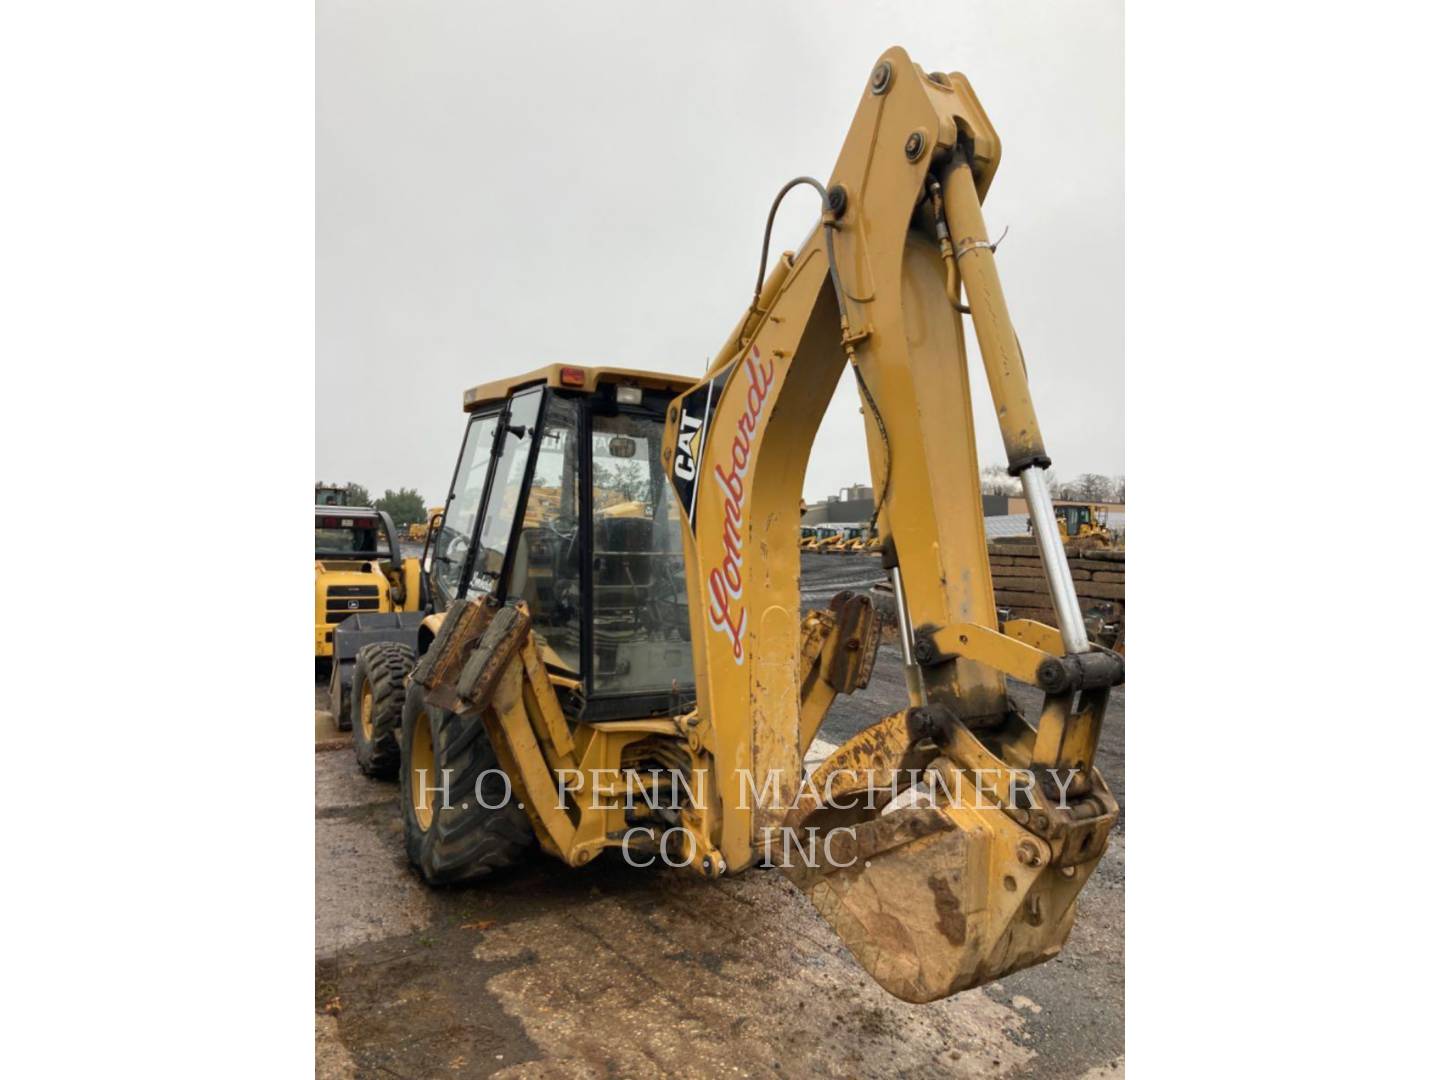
left=461, top=387, right=544, bottom=599
left=429, top=387, right=546, bottom=606
left=429, top=408, right=501, bottom=605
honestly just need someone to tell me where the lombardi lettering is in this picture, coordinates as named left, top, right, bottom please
left=705, top=345, right=776, bottom=663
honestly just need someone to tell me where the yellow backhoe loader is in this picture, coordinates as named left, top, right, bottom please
left=820, top=526, right=865, bottom=554
left=801, top=526, right=841, bottom=552
left=335, top=49, right=1120, bottom=1004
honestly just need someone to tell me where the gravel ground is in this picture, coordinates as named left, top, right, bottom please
left=315, top=553, right=1123, bottom=1078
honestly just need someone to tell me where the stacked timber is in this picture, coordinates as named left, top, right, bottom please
left=988, top=540, right=1125, bottom=629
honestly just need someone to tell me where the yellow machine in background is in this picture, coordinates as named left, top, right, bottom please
left=344, top=50, right=1120, bottom=1006
left=800, top=525, right=842, bottom=551
left=1040, top=501, right=1118, bottom=549
left=407, top=506, right=445, bottom=542
left=314, top=507, right=420, bottom=660
left=803, top=524, right=878, bottom=554
left=314, top=505, right=427, bottom=739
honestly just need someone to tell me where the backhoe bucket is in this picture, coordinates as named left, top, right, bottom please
left=782, top=711, right=1115, bottom=1003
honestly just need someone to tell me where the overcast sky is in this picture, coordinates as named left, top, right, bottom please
left=318, top=0, right=1122, bottom=505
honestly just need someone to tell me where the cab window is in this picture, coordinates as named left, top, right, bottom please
left=432, top=411, right=499, bottom=601
left=315, top=516, right=379, bottom=557
left=471, top=389, right=544, bottom=597
left=590, top=410, right=692, bottom=696
left=505, top=395, right=582, bottom=673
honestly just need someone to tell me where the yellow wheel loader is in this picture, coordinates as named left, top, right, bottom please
left=339, top=49, right=1121, bottom=1003
left=314, top=505, right=428, bottom=769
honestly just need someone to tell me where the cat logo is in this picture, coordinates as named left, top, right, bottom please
left=674, top=412, right=703, bottom=481
left=347, top=600, right=359, bottom=610
left=667, top=362, right=732, bottom=531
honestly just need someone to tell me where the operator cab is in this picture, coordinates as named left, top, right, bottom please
left=431, top=365, right=695, bottom=721
left=315, top=507, right=385, bottom=562
left=1053, top=503, right=1099, bottom=537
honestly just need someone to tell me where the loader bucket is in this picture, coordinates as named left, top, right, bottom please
left=782, top=711, right=1115, bottom=1003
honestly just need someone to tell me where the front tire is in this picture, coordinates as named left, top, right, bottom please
left=400, top=680, right=535, bottom=884
left=351, top=642, right=414, bottom=779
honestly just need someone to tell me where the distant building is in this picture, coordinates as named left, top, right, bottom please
left=804, top=482, right=874, bottom=525
left=805, top=484, right=1009, bottom=523
left=1004, top=497, right=1124, bottom=517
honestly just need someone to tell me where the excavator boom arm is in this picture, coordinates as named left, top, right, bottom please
left=662, top=47, right=1121, bottom=1001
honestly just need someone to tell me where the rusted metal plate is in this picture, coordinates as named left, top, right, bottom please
left=412, top=596, right=500, bottom=696
left=825, top=591, right=881, bottom=695
left=455, top=605, right=529, bottom=708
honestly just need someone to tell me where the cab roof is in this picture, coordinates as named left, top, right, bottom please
left=462, top=364, right=695, bottom=412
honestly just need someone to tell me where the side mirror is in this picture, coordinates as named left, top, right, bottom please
left=608, top=436, right=637, bottom=459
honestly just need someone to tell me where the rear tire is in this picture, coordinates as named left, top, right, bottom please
left=351, top=642, right=414, bottom=779
left=400, top=680, right=535, bottom=884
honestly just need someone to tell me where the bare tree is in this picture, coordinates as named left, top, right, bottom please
left=1058, top=473, right=1115, bottom=502
left=980, top=463, right=1020, bottom=496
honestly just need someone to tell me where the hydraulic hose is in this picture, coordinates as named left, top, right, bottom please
left=748, top=177, right=892, bottom=532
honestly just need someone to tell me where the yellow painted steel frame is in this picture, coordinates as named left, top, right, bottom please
left=415, top=597, right=735, bottom=875
left=657, top=48, right=1118, bottom=999
left=422, top=593, right=876, bottom=878
left=667, top=49, right=1004, bottom=867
